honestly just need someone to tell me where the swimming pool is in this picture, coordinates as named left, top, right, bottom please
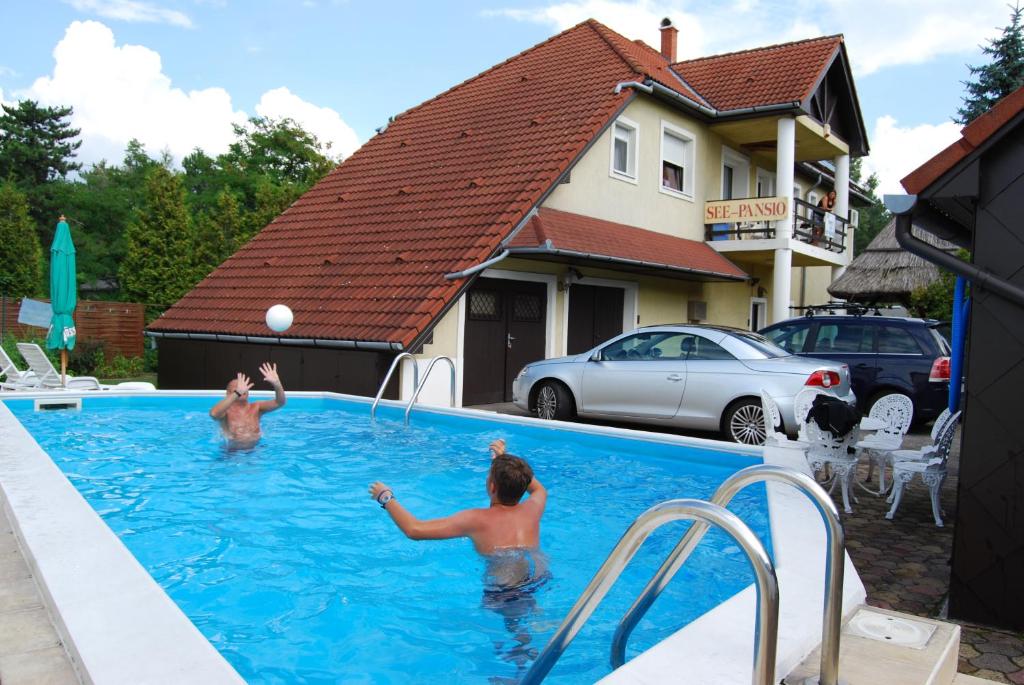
left=3, top=394, right=771, bottom=684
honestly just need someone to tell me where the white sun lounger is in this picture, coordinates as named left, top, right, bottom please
left=15, top=342, right=107, bottom=390
left=1, top=345, right=41, bottom=390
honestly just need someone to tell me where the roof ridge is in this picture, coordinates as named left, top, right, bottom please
left=586, top=19, right=645, bottom=76
left=674, top=34, right=843, bottom=66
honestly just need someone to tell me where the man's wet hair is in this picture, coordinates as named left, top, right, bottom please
left=490, top=454, right=533, bottom=505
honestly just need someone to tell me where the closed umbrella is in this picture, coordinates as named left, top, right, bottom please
left=46, top=215, right=77, bottom=387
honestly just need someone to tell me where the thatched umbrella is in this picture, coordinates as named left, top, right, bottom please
left=828, top=219, right=958, bottom=303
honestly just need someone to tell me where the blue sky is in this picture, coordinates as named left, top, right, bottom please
left=0, top=0, right=1007, bottom=194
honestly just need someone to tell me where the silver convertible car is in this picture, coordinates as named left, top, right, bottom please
left=512, top=325, right=854, bottom=444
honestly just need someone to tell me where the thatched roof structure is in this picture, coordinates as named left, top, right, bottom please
left=828, top=219, right=958, bottom=302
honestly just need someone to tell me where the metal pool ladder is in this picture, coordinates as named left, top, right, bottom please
left=519, top=497, right=780, bottom=685
left=403, top=356, right=455, bottom=425
left=610, top=464, right=846, bottom=685
left=370, top=352, right=418, bottom=421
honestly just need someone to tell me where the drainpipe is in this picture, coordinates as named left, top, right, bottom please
left=886, top=195, right=1024, bottom=308
left=949, top=276, right=968, bottom=412
left=443, top=250, right=510, bottom=280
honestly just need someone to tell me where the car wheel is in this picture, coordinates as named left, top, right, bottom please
left=723, top=398, right=767, bottom=445
left=535, top=381, right=574, bottom=421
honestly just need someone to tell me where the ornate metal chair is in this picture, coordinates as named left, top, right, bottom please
left=759, top=389, right=789, bottom=445
left=885, top=410, right=961, bottom=527
left=855, top=393, right=914, bottom=495
left=795, top=389, right=860, bottom=514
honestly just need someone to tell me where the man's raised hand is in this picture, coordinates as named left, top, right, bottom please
left=259, top=362, right=280, bottom=386
left=236, top=373, right=254, bottom=394
left=489, top=439, right=506, bottom=459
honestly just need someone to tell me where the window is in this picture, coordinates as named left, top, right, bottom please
left=764, top=323, right=811, bottom=353
left=849, top=208, right=860, bottom=228
left=601, top=331, right=685, bottom=361
left=610, top=118, right=638, bottom=181
left=756, top=169, right=776, bottom=197
left=468, top=290, right=500, bottom=320
left=807, top=191, right=820, bottom=220
left=813, top=323, right=873, bottom=353
left=660, top=122, right=695, bottom=199
left=878, top=326, right=923, bottom=354
left=685, top=335, right=735, bottom=361
left=721, top=147, right=749, bottom=200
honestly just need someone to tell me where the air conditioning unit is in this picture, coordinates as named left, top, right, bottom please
left=687, top=300, right=708, bottom=321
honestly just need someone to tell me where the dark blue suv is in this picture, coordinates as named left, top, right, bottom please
left=760, top=315, right=951, bottom=423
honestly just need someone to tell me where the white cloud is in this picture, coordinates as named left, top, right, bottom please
left=65, top=0, right=193, bottom=28
left=255, top=87, right=360, bottom=158
left=0, top=66, right=17, bottom=78
left=862, top=115, right=962, bottom=195
left=18, top=21, right=361, bottom=167
left=487, top=0, right=1009, bottom=76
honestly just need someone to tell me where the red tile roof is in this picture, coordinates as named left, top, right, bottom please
left=509, top=208, right=747, bottom=280
left=149, top=21, right=839, bottom=346
left=902, top=85, right=1024, bottom=195
left=673, top=35, right=842, bottom=111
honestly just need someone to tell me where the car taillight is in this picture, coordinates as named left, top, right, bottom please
left=929, top=356, right=951, bottom=382
left=806, top=370, right=841, bottom=388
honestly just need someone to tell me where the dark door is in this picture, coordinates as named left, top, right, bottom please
left=567, top=284, right=625, bottom=354
left=463, top=278, right=547, bottom=405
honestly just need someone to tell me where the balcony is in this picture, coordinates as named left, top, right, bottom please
left=703, top=197, right=850, bottom=267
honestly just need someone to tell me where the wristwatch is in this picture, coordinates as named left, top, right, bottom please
left=377, top=491, right=394, bottom=509
left=233, top=390, right=243, bottom=398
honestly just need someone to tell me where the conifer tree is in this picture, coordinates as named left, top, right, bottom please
left=120, top=167, right=195, bottom=309
left=957, top=4, right=1024, bottom=124
left=0, top=183, right=44, bottom=297
left=193, top=189, right=242, bottom=278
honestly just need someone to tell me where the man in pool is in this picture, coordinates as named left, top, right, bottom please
left=369, top=439, right=548, bottom=673
left=209, top=362, right=286, bottom=448
left=368, top=439, right=546, bottom=555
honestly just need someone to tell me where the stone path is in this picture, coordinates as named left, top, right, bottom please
left=0, top=504, right=79, bottom=685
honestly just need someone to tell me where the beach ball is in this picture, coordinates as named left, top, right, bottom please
left=266, top=304, right=294, bottom=332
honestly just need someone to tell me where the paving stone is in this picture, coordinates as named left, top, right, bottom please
left=1008, top=670, right=1024, bottom=685
left=0, top=576, right=43, bottom=613
left=0, top=607, right=62, bottom=656
left=972, top=653, right=1020, bottom=673
left=0, top=645, right=79, bottom=685
left=977, top=641, right=1024, bottom=658
left=962, top=643, right=982, bottom=659
left=972, top=669, right=1011, bottom=684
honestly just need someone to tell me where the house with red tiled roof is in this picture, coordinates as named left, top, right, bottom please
left=149, top=18, right=870, bottom=408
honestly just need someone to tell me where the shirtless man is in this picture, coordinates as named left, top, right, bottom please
left=368, top=439, right=546, bottom=555
left=209, top=362, right=286, bottom=449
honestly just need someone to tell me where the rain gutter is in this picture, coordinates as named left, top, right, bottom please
left=506, top=243, right=748, bottom=282
left=144, top=330, right=404, bottom=351
left=885, top=194, right=1024, bottom=309
left=615, top=80, right=802, bottom=119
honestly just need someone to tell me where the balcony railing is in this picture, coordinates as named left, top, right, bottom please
left=704, top=197, right=848, bottom=254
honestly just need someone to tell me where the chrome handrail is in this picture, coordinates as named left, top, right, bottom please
left=611, top=464, right=844, bottom=685
left=403, top=356, right=456, bottom=425
left=520, top=498, right=778, bottom=685
left=370, top=352, right=418, bottom=421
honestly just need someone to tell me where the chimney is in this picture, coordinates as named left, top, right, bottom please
left=659, top=17, right=677, bottom=62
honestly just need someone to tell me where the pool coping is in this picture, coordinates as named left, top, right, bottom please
left=0, top=389, right=865, bottom=684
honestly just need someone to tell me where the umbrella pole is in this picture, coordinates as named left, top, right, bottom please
left=61, top=349, right=67, bottom=388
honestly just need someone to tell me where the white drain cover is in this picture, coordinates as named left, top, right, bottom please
left=844, top=609, right=937, bottom=650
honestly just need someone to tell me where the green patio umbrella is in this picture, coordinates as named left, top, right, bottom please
left=46, top=215, right=77, bottom=387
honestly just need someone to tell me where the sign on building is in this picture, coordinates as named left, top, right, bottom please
left=704, top=197, right=789, bottom=224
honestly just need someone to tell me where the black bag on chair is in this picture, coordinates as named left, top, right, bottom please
left=805, top=394, right=860, bottom=439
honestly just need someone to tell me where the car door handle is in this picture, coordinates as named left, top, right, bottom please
left=666, top=374, right=684, bottom=382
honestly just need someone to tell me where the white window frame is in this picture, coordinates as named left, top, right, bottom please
left=659, top=121, right=696, bottom=201
left=849, top=208, right=860, bottom=227
left=609, top=116, right=639, bottom=184
left=749, top=297, right=768, bottom=332
left=721, top=146, right=750, bottom=200
left=755, top=168, right=776, bottom=198
left=807, top=190, right=821, bottom=220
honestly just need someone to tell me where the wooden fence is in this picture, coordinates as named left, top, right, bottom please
left=0, top=297, right=146, bottom=359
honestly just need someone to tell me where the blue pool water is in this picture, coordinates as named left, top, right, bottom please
left=5, top=396, right=771, bottom=684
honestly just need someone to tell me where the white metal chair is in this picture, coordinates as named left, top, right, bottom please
left=759, top=389, right=788, bottom=445
left=856, top=393, right=914, bottom=495
left=0, top=345, right=40, bottom=390
left=15, top=342, right=105, bottom=390
left=886, top=411, right=961, bottom=527
left=795, top=388, right=860, bottom=513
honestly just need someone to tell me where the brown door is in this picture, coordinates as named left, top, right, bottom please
left=463, top=278, right=547, bottom=405
left=567, top=284, right=625, bottom=354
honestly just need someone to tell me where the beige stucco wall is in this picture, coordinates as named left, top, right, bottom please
left=790, top=265, right=836, bottom=310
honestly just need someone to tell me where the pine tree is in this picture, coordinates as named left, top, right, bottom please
left=0, top=183, right=44, bottom=297
left=957, top=4, right=1024, bottom=124
left=0, top=100, right=82, bottom=185
left=120, top=167, right=195, bottom=310
left=193, top=189, right=242, bottom=278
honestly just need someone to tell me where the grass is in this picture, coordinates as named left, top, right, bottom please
left=97, top=373, right=158, bottom=387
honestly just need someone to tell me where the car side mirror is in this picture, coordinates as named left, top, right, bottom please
left=589, top=350, right=602, bottom=362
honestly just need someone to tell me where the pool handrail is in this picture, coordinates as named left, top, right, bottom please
left=519, top=498, right=778, bottom=685
left=403, top=356, right=456, bottom=425
left=610, top=464, right=845, bottom=685
left=371, top=353, right=418, bottom=421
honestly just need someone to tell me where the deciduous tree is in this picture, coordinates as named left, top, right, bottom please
left=0, top=183, right=44, bottom=297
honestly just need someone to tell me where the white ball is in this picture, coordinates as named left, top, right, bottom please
left=265, top=304, right=293, bottom=332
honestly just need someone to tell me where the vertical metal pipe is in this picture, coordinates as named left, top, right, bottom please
left=949, top=276, right=967, bottom=412
left=404, top=356, right=456, bottom=424
left=521, top=499, right=778, bottom=685
left=370, top=352, right=417, bottom=420
left=610, top=465, right=844, bottom=685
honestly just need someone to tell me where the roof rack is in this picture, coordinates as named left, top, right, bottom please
left=792, top=302, right=883, bottom=318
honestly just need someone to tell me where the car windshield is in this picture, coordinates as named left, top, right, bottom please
left=730, top=331, right=791, bottom=358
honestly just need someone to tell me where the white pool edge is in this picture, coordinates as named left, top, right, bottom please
left=0, top=389, right=864, bottom=684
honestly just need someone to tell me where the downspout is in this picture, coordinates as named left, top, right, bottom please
left=443, top=250, right=510, bottom=280
left=886, top=195, right=1024, bottom=308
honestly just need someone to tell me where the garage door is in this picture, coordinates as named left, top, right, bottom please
left=567, top=284, right=625, bottom=354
